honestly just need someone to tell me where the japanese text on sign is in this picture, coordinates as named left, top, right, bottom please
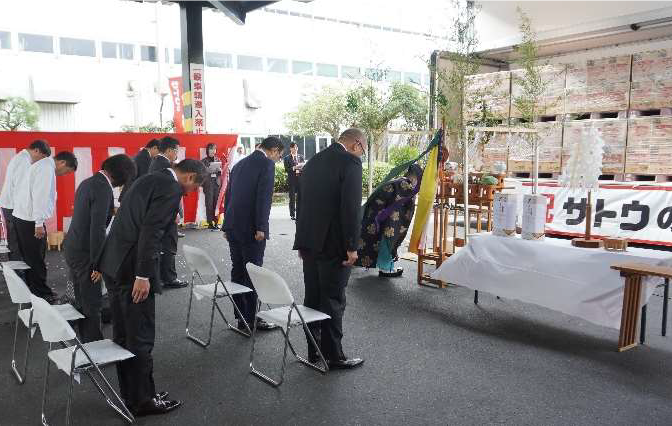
left=189, top=63, right=206, bottom=134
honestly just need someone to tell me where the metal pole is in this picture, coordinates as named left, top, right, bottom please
left=463, top=127, right=469, bottom=244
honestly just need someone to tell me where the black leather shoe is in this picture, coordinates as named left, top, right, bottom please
left=156, top=391, right=169, bottom=401
left=163, top=280, right=188, bottom=289
left=133, top=398, right=182, bottom=417
left=328, top=357, right=364, bottom=370
left=379, top=267, right=403, bottom=278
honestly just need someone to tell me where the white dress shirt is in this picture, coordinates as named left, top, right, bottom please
left=12, top=156, right=56, bottom=227
left=0, top=149, right=32, bottom=210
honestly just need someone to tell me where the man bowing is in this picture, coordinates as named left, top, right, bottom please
left=97, top=159, right=207, bottom=416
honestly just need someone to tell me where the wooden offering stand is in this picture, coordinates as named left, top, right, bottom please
left=417, top=171, right=505, bottom=288
left=572, top=190, right=603, bottom=248
left=611, top=263, right=672, bottom=352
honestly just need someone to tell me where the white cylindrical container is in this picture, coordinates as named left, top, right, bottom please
left=522, top=194, right=547, bottom=240
left=493, top=193, right=518, bottom=237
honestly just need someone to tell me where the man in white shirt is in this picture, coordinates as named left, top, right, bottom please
left=0, top=140, right=51, bottom=260
left=13, top=151, right=77, bottom=302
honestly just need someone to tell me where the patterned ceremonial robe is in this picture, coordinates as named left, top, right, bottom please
left=356, top=177, right=417, bottom=268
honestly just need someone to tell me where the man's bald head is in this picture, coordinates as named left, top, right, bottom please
left=338, top=128, right=366, bottom=157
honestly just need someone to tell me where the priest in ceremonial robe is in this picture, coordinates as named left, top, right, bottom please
left=356, top=164, right=423, bottom=277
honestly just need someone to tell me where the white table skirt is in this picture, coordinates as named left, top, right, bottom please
left=431, top=234, right=671, bottom=329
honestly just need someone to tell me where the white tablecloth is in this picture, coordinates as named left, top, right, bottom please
left=432, top=234, right=671, bottom=329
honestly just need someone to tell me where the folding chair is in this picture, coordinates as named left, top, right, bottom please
left=30, top=295, right=135, bottom=426
left=3, top=267, right=83, bottom=384
left=182, top=244, right=254, bottom=347
left=246, top=263, right=330, bottom=387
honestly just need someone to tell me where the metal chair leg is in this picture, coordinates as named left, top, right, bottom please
left=41, top=343, right=52, bottom=426
left=249, top=306, right=293, bottom=387
left=186, top=272, right=217, bottom=347
left=663, top=278, right=669, bottom=337
left=10, top=305, right=31, bottom=384
left=289, top=306, right=328, bottom=373
left=640, top=305, right=647, bottom=345
left=66, top=352, right=77, bottom=426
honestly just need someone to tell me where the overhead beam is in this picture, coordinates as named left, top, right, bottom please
left=208, top=0, right=247, bottom=25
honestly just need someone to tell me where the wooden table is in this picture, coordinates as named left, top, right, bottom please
left=612, top=263, right=672, bottom=352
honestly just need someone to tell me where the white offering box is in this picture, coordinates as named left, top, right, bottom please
left=493, top=193, right=518, bottom=237
left=522, top=194, right=547, bottom=241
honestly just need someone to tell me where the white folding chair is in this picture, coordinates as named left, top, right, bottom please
left=2, top=260, right=31, bottom=270
left=246, top=263, right=330, bottom=387
left=3, top=267, right=83, bottom=384
left=30, top=295, right=135, bottom=426
left=183, top=245, right=254, bottom=347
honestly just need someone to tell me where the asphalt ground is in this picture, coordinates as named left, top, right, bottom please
left=1, top=205, right=672, bottom=425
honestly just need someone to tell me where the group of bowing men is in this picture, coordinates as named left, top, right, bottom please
left=3, top=128, right=389, bottom=417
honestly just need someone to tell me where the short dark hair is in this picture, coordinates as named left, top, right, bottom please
left=145, top=138, right=161, bottom=149
left=158, top=136, right=180, bottom=153
left=206, top=143, right=216, bottom=152
left=28, top=139, right=51, bottom=156
left=289, top=142, right=297, bottom=148
left=174, top=158, right=207, bottom=184
left=54, top=151, right=78, bottom=171
left=259, top=136, right=284, bottom=152
left=102, top=154, right=137, bottom=188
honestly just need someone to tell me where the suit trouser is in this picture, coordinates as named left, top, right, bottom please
left=288, top=180, right=300, bottom=218
left=158, top=222, right=178, bottom=285
left=13, top=217, right=51, bottom=297
left=2, top=208, right=19, bottom=261
left=68, top=258, right=103, bottom=343
left=105, top=276, right=156, bottom=411
left=204, top=178, right=220, bottom=224
left=302, top=252, right=349, bottom=361
left=227, top=234, right=266, bottom=324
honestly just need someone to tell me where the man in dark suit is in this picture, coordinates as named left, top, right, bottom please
left=283, top=142, right=304, bottom=220
left=134, top=139, right=160, bottom=178
left=148, top=136, right=187, bottom=289
left=223, top=136, right=284, bottom=330
left=64, top=154, right=136, bottom=343
left=97, top=159, right=206, bottom=416
left=293, top=128, right=365, bottom=370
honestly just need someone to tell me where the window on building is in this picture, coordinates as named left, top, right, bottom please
left=205, top=52, right=232, bottom=68
left=240, top=137, right=251, bottom=151
left=0, top=31, right=11, bottom=49
left=102, top=42, right=134, bottom=60
left=102, top=41, right=116, bottom=58
left=119, top=43, right=134, bottom=60
left=365, top=68, right=384, bottom=81
left=292, top=60, right=313, bottom=75
left=174, top=48, right=181, bottom=64
left=386, top=70, right=402, bottom=82
left=254, top=137, right=264, bottom=147
left=59, top=37, right=95, bottom=57
left=318, top=137, right=329, bottom=151
left=141, top=45, right=157, bottom=62
left=316, top=63, right=338, bottom=77
left=19, top=33, right=53, bottom=53
left=237, top=55, right=263, bottom=71
left=341, top=66, right=361, bottom=79
left=304, top=136, right=317, bottom=159
left=404, top=72, right=421, bottom=85
left=164, top=47, right=169, bottom=63
left=267, top=57, right=287, bottom=73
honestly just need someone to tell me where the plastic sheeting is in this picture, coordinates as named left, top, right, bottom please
left=432, top=234, right=671, bottom=329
